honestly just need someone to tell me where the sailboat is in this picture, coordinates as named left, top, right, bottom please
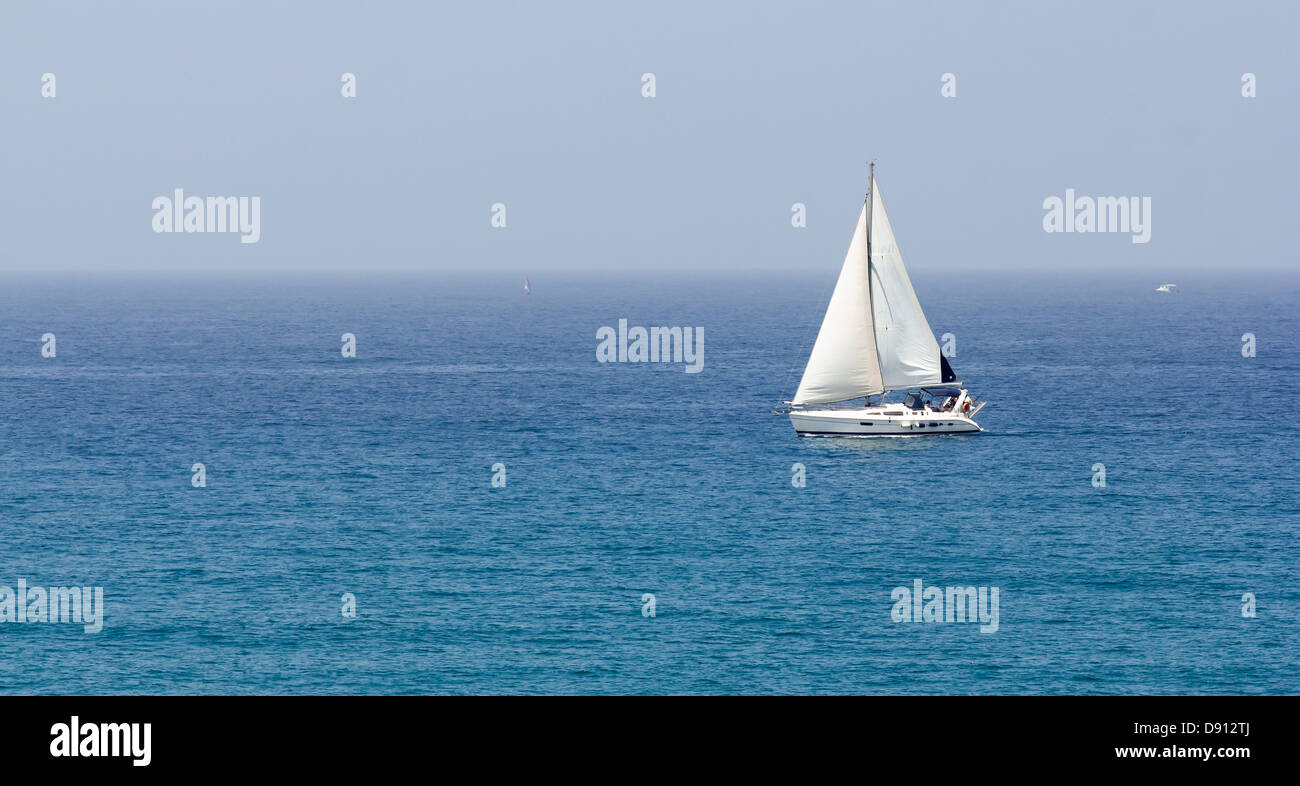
left=778, top=164, right=985, bottom=436
left=523, top=277, right=532, bottom=295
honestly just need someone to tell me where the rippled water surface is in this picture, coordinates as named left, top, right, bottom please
left=0, top=270, right=1296, bottom=694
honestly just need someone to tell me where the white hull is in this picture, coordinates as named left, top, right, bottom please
left=790, top=406, right=981, bottom=436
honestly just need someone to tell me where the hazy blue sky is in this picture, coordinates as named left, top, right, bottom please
left=2, top=1, right=1296, bottom=272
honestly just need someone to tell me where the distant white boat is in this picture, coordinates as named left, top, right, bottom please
left=1155, top=283, right=1177, bottom=293
left=776, top=164, right=985, bottom=436
left=523, top=277, right=532, bottom=295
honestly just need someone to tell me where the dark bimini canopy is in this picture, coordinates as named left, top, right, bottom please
left=922, top=387, right=962, bottom=398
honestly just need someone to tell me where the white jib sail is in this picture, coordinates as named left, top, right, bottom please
left=793, top=204, right=884, bottom=404
left=868, top=175, right=942, bottom=390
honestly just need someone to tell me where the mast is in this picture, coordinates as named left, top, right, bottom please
left=866, top=162, right=873, bottom=271
left=865, top=161, right=874, bottom=402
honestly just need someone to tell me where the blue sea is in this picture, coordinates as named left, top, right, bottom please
left=1, top=270, right=1296, bottom=694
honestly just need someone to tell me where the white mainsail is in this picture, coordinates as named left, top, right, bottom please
left=792, top=204, right=884, bottom=404
left=868, top=174, right=943, bottom=390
